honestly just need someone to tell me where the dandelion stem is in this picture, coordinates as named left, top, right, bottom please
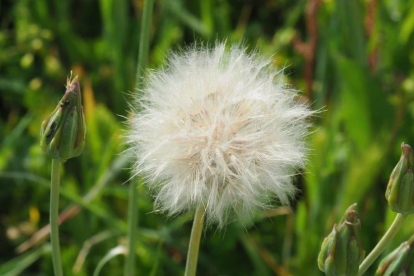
left=358, top=213, right=407, bottom=275
left=184, top=205, right=206, bottom=276
left=124, top=0, right=154, bottom=275
left=50, top=159, right=64, bottom=276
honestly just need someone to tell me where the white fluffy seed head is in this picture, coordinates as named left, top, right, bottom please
left=127, top=43, right=313, bottom=227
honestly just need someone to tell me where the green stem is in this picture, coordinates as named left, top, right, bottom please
left=50, top=159, right=64, bottom=276
left=124, top=182, right=138, bottom=276
left=184, top=205, right=206, bottom=276
left=358, top=213, right=407, bottom=275
left=124, top=1, right=154, bottom=275
left=136, top=0, right=154, bottom=86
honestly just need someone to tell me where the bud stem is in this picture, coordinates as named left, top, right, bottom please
left=50, top=159, right=64, bottom=276
left=184, top=205, right=206, bottom=276
left=358, top=213, right=407, bottom=275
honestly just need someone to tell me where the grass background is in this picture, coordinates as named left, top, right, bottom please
left=2, top=0, right=414, bottom=275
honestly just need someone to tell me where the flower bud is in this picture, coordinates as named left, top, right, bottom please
left=40, top=76, right=86, bottom=162
left=375, top=235, right=414, bottom=275
left=318, top=204, right=365, bottom=276
left=386, top=143, right=414, bottom=215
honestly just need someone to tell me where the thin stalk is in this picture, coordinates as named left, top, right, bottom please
left=124, top=182, right=138, bottom=276
left=50, top=159, right=64, bottom=276
left=124, top=0, right=154, bottom=275
left=184, top=205, right=206, bottom=276
left=358, top=213, right=407, bottom=275
left=136, top=0, right=154, bottom=86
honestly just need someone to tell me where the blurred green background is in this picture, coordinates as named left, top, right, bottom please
left=2, top=0, right=414, bottom=275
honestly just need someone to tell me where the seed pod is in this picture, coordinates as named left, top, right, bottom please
left=375, top=235, right=414, bottom=276
left=386, top=143, right=414, bottom=215
left=40, top=76, right=86, bottom=162
left=318, top=204, right=365, bottom=276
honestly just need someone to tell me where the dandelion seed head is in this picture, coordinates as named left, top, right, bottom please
left=128, top=43, right=313, bottom=227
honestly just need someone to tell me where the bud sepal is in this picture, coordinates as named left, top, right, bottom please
left=386, top=143, right=414, bottom=215
left=318, top=204, right=365, bottom=276
left=40, top=76, right=86, bottom=162
left=375, top=235, right=414, bottom=276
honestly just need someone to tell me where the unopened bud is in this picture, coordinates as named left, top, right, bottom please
left=375, top=235, right=414, bottom=275
left=40, top=75, right=86, bottom=162
left=386, top=143, right=414, bottom=215
left=318, top=204, right=365, bottom=276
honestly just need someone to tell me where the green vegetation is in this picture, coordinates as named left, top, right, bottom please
left=2, top=0, right=414, bottom=275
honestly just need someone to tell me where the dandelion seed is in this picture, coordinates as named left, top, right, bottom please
left=127, top=43, right=313, bottom=227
